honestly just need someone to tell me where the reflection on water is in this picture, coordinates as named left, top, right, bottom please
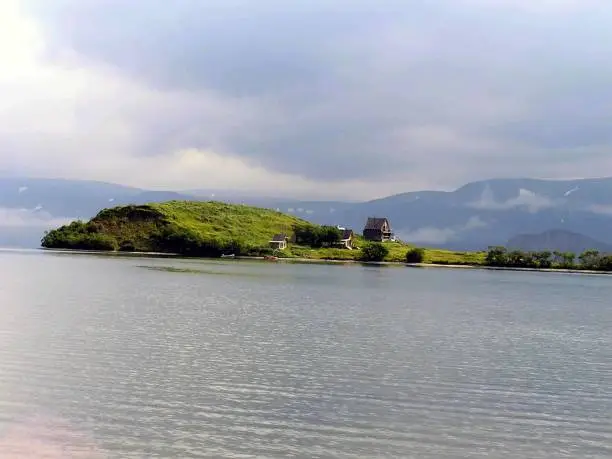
left=1, top=250, right=611, bottom=458
left=0, top=414, right=106, bottom=458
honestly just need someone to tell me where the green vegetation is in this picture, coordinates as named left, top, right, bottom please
left=360, top=242, right=389, bottom=262
left=294, top=223, right=342, bottom=247
left=48, top=200, right=612, bottom=272
left=42, top=200, right=490, bottom=265
left=41, top=221, right=120, bottom=251
left=42, top=201, right=305, bottom=257
left=405, top=247, right=425, bottom=264
left=422, top=248, right=486, bottom=266
left=484, top=246, right=612, bottom=271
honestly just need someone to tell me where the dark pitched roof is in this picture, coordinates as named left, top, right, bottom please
left=364, top=218, right=389, bottom=231
left=271, top=233, right=287, bottom=242
left=341, top=229, right=353, bottom=240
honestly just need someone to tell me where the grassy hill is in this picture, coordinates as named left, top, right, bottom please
left=41, top=201, right=305, bottom=256
left=41, top=200, right=487, bottom=264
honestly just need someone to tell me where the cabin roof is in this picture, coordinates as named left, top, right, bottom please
left=341, top=229, right=354, bottom=240
left=364, top=217, right=389, bottom=231
left=270, top=233, right=287, bottom=242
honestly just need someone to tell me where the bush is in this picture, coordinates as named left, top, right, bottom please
left=152, top=226, right=247, bottom=257
left=553, top=251, right=575, bottom=269
left=360, top=242, right=389, bottom=262
left=483, top=246, right=612, bottom=271
left=85, top=221, right=103, bottom=233
left=485, top=246, right=508, bottom=266
left=41, top=221, right=118, bottom=251
left=77, top=234, right=118, bottom=251
left=532, top=251, right=552, bottom=269
left=294, top=223, right=341, bottom=247
left=245, top=246, right=275, bottom=257
left=318, top=225, right=342, bottom=246
left=119, top=240, right=136, bottom=252
left=405, top=247, right=425, bottom=264
left=597, top=254, right=612, bottom=271
left=579, top=249, right=601, bottom=270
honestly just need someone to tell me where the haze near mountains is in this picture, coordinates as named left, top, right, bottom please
left=3, top=176, right=612, bottom=251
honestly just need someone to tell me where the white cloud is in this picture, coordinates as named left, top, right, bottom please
left=400, top=216, right=489, bottom=244
left=0, top=207, right=72, bottom=228
left=587, top=204, right=612, bottom=215
left=464, top=215, right=488, bottom=230
left=467, top=186, right=557, bottom=213
left=401, top=227, right=458, bottom=244
left=0, top=1, right=423, bottom=200
left=3, top=0, right=612, bottom=200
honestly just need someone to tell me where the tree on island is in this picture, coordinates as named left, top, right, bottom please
left=405, top=247, right=425, bottom=264
left=360, top=242, right=389, bottom=262
left=553, top=251, right=575, bottom=269
left=485, top=246, right=612, bottom=271
left=294, top=224, right=341, bottom=247
left=578, top=249, right=600, bottom=269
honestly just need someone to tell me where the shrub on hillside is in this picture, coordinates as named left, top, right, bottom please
left=360, top=242, right=389, bottom=262
left=41, top=221, right=118, bottom=251
left=294, top=223, right=341, bottom=247
left=152, top=226, right=247, bottom=257
left=75, top=233, right=118, bottom=251
left=318, top=225, right=342, bottom=246
left=405, top=247, right=425, bottom=264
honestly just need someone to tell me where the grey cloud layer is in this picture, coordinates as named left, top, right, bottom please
left=19, top=0, right=612, bottom=188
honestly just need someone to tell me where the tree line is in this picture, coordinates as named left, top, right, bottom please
left=485, top=246, right=612, bottom=271
left=293, top=224, right=343, bottom=247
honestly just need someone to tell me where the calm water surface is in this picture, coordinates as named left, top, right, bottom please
left=0, top=250, right=611, bottom=458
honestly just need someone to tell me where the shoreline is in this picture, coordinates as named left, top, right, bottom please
left=271, top=257, right=612, bottom=276
left=28, top=248, right=612, bottom=276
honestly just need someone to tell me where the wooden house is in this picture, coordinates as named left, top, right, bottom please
left=337, top=229, right=354, bottom=249
left=269, top=233, right=288, bottom=250
left=363, top=217, right=392, bottom=242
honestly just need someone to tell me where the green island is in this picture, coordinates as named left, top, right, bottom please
left=41, top=200, right=612, bottom=271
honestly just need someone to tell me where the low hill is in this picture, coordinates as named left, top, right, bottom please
left=9, top=175, right=612, bottom=251
left=41, top=201, right=306, bottom=256
left=506, top=229, right=612, bottom=254
left=40, top=199, right=487, bottom=265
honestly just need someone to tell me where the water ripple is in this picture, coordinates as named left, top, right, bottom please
left=1, top=253, right=611, bottom=458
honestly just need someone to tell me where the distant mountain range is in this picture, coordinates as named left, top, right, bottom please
left=506, top=230, right=612, bottom=254
left=3, top=176, right=612, bottom=250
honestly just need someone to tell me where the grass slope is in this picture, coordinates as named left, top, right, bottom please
left=42, top=201, right=305, bottom=255
left=153, top=201, right=303, bottom=247
left=41, top=200, right=486, bottom=265
left=289, top=238, right=485, bottom=265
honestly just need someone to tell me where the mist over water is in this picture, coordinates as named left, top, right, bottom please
left=1, top=251, right=611, bottom=458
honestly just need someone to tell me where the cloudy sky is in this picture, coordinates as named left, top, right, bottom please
left=1, top=0, right=611, bottom=199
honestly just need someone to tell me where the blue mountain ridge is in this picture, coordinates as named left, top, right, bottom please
left=2, top=176, right=612, bottom=250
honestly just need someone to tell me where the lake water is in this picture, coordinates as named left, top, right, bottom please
left=0, top=250, right=611, bottom=458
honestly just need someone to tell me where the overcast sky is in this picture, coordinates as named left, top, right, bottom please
left=1, top=0, right=611, bottom=199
